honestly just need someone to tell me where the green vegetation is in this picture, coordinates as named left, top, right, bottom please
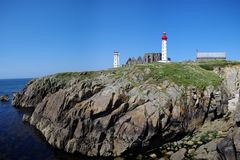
left=111, top=67, right=126, bottom=79
left=198, top=60, right=240, bottom=71
left=212, top=130, right=218, bottom=139
left=53, top=67, right=126, bottom=82
left=52, top=60, right=240, bottom=90
left=54, top=71, right=98, bottom=82
left=137, top=62, right=223, bottom=89
left=200, top=130, right=219, bottom=144
left=200, top=132, right=209, bottom=143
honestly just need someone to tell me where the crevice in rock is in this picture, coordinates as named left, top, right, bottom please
left=106, top=103, right=129, bottom=130
left=91, top=93, right=128, bottom=121
left=202, top=92, right=214, bottom=124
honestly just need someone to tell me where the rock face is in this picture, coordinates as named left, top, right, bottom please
left=217, top=138, right=236, bottom=160
left=194, top=138, right=224, bottom=159
left=215, top=65, right=240, bottom=97
left=212, top=65, right=240, bottom=160
left=12, top=66, right=230, bottom=157
left=214, top=99, right=240, bottom=160
left=12, top=77, right=67, bottom=107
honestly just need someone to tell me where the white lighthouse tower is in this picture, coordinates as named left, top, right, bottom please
left=113, top=51, right=120, bottom=68
left=160, top=32, right=169, bottom=62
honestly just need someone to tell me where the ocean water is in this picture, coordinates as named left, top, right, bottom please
left=0, top=79, right=102, bottom=160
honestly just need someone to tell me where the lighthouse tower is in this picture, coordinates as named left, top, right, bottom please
left=161, top=32, right=168, bottom=62
left=113, top=51, right=120, bottom=68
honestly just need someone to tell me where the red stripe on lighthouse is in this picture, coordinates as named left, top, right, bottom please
left=162, top=36, right=168, bottom=40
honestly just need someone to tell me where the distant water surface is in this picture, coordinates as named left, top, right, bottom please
left=0, top=79, right=102, bottom=160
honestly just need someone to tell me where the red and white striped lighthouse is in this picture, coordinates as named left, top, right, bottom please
left=161, top=32, right=168, bottom=62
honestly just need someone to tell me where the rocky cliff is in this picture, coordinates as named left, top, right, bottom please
left=12, top=62, right=240, bottom=157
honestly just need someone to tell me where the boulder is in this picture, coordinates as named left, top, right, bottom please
left=170, top=148, right=186, bottom=160
left=149, top=153, right=157, bottom=159
left=0, top=95, right=9, bottom=102
left=217, top=138, right=236, bottom=160
left=22, top=114, right=31, bottom=122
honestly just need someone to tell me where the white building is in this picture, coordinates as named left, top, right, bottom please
left=196, top=52, right=226, bottom=62
left=113, top=51, right=120, bottom=68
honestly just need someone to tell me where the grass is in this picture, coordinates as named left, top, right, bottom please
left=53, top=71, right=98, bottom=82
left=50, top=61, right=240, bottom=90
left=137, top=62, right=223, bottom=89
left=110, top=67, right=126, bottom=79
left=52, top=67, right=127, bottom=83
left=198, top=60, right=240, bottom=71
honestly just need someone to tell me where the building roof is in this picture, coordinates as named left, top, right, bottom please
left=197, top=52, right=226, bottom=58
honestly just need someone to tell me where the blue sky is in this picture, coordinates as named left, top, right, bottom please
left=0, top=0, right=240, bottom=79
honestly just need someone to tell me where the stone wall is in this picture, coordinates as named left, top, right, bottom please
left=144, top=53, right=161, bottom=63
left=126, top=53, right=162, bottom=65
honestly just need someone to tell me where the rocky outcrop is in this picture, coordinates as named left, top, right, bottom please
left=213, top=99, right=240, bottom=160
left=215, top=65, right=240, bottom=97
left=12, top=66, right=230, bottom=157
left=12, top=77, right=67, bottom=107
left=0, top=95, right=9, bottom=102
left=164, top=65, right=240, bottom=160
left=207, top=65, right=240, bottom=160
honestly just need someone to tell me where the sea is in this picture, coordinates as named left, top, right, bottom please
left=0, top=79, right=102, bottom=160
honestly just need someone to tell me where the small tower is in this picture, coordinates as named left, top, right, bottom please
left=113, top=51, right=120, bottom=68
left=161, top=32, right=168, bottom=62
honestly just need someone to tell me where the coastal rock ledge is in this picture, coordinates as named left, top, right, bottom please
left=13, top=63, right=237, bottom=157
